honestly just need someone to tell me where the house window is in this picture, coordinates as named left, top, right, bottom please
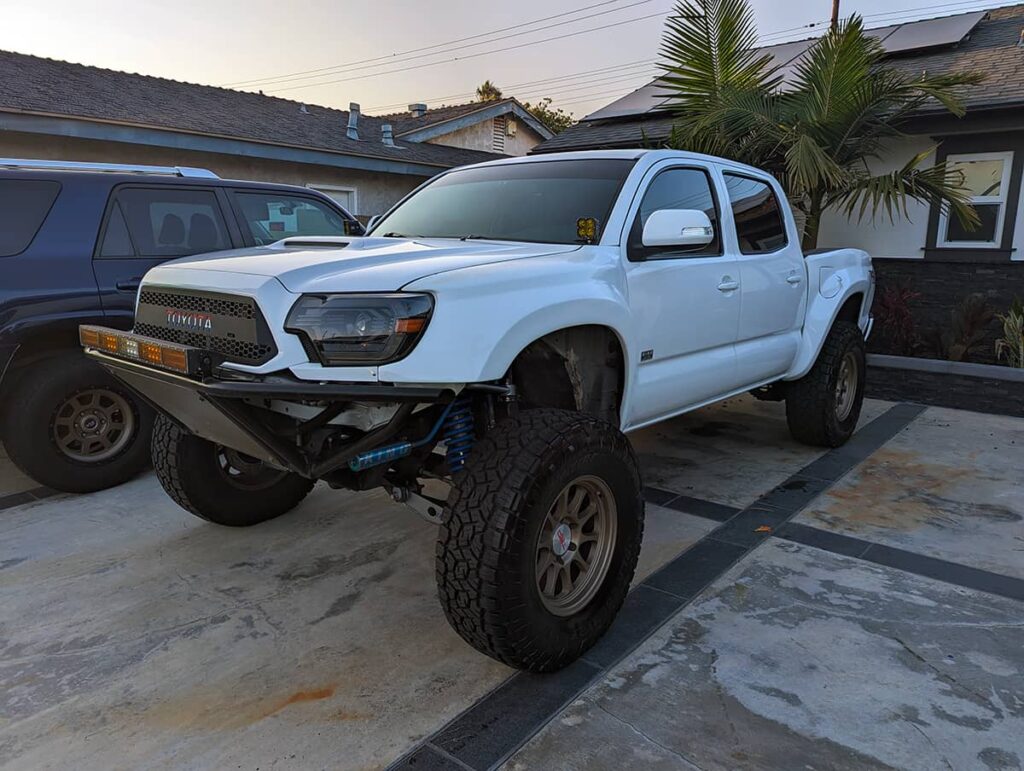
left=938, top=151, right=1013, bottom=248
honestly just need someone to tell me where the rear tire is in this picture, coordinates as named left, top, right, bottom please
left=0, top=353, right=153, bottom=493
left=436, top=408, right=644, bottom=672
left=785, top=321, right=866, bottom=447
left=151, top=414, right=314, bottom=526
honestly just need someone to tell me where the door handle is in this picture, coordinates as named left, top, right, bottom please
left=115, top=279, right=142, bottom=292
left=717, top=278, right=740, bottom=292
left=786, top=273, right=803, bottom=285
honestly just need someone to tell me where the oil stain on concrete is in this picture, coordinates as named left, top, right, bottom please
left=506, top=540, right=1024, bottom=771
left=797, top=407, right=1024, bottom=578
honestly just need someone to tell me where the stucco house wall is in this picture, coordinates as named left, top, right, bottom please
left=426, top=117, right=544, bottom=156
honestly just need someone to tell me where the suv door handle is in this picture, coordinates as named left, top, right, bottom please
left=717, top=278, right=739, bottom=292
left=786, top=273, right=803, bottom=285
left=116, top=279, right=141, bottom=292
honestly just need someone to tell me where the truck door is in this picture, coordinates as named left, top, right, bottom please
left=92, top=186, right=235, bottom=330
left=720, top=171, right=806, bottom=384
left=623, top=165, right=742, bottom=427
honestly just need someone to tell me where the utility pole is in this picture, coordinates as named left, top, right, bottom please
left=831, top=0, right=841, bottom=29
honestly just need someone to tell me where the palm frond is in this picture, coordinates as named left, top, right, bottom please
left=828, top=148, right=980, bottom=230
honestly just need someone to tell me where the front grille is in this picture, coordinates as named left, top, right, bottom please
left=134, top=287, right=276, bottom=365
left=138, top=290, right=255, bottom=320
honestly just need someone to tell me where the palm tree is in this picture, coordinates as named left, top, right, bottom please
left=476, top=80, right=504, bottom=102
left=659, top=0, right=983, bottom=248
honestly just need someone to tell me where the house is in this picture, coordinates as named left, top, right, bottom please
left=533, top=5, right=1024, bottom=363
left=0, top=50, right=551, bottom=220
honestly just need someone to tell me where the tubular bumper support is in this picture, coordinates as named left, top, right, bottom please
left=85, top=349, right=452, bottom=479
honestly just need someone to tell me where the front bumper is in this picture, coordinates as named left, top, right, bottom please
left=82, top=326, right=452, bottom=477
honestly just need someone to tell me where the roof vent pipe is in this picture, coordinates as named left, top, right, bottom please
left=347, top=103, right=360, bottom=140
left=408, top=103, right=428, bottom=118
left=381, top=124, right=395, bottom=146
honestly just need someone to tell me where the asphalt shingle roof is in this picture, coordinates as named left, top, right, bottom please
left=0, top=49, right=504, bottom=169
left=379, top=98, right=518, bottom=136
left=533, top=4, right=1024, bottom=154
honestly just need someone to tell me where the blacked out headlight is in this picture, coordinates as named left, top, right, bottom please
left=285, top=293, right=433, bottom=365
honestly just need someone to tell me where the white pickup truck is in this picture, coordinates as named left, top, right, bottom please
left=81, top=149, right=874, bottom=671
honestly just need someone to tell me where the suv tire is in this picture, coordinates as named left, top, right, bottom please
left=785, top=321, right=866, bottom=447
left=152, top=415, right=314, bottom=527
left=1, top=352, right=153, bottom=493
left=436, top=408, right=644, bottom=672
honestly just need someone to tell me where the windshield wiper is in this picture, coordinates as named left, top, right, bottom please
left=380, top=231, right=420, bottom=238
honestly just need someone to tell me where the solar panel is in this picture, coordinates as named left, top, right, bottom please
left=583, top=9, right=987, bottom=119
left=878, top=10, right=986, bottom=53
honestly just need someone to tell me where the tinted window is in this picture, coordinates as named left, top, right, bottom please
left=100, top=188, right=230, bottom=258
left=370, top=159, right=635, bottom=245
left=0, top=180, right=61, bottom=257
left=234, top=192, right=357, bottom=246
left=723, top=174, right=787, bottom=254
left=628, top=168, right=721, bottom=259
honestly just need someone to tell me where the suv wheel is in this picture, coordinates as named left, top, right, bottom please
left=1, top=353, right=153, bottom=493
left=436, top=408, right=644, bottom=672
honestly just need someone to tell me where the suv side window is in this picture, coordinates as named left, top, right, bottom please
left=722, top=173, right=788, bottom=254
left=0, top=179, right=61, bottom=257
left=628, top=168, right=721, bottom=261
left=233, top=192, right=360, bottom=246
left=99, top=187, right=230, bottom=258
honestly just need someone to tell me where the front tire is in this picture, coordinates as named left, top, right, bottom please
left=0, top=353, right=153, bottom=493
left=151, top=415, right=314, bottom=526
left=785, top=321, right=866, bottom=447
left=436, top=408, right=644, bottom=672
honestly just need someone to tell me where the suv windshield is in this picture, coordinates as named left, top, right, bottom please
left=370, top=159, right=635, bottom=244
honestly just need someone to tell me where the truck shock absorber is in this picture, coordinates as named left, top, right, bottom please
left=442, top=396, right=475, bottom=473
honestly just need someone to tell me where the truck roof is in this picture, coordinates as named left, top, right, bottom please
left=454, top=148, right=773, bottom=179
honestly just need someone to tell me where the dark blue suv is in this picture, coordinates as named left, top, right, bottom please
left=0, top=159, right=363, bottom=493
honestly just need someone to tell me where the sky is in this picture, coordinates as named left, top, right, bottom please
left=0, top=0, right=1017, bottom=119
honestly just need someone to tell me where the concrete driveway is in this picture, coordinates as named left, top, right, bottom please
left=1, top=397, right=1021, bottom=770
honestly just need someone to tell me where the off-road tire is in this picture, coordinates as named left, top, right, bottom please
left=436, top=408, right=644, bottom=672
left=151, top=414, right=314, bottom=526
left=786, top=321, right=866, bottom=447
left=0, top=352, right=153, bottom=493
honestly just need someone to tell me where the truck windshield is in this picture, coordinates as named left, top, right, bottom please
left=370, top=159, right=636, bottom=245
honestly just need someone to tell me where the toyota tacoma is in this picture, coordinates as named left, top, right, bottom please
left=80, top=150, right=874, bottom=671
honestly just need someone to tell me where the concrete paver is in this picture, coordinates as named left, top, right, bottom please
left=796, top=407, right=1024, bottom=579
left=506, top=539, right=1024, bottom=771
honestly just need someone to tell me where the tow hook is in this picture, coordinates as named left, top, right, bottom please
left=388, top=484, right=446, bottom=525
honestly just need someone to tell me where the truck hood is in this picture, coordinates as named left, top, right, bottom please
left=150, top=237, right=582, bottom=294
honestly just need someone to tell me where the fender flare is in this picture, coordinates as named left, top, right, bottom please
left=786, top=276, right=872, bottom=380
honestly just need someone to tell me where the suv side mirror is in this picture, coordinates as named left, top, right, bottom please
left=642, top=209, right=714, bottom=248
left=366, top=214, right=381, bottom=232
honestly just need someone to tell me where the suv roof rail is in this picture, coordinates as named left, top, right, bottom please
left=0, top=158, right=220, bottom=179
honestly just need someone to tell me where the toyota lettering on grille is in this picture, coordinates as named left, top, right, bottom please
left=165, top=308, right=213, bottom=331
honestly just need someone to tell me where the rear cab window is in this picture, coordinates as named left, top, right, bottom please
left=98, top=187, right=231, bottom=258
left=722, top=173, right=788, bottom=254
left=0, top=179, right=61, bottom=256
left=232, top=191, right=360, bottom=246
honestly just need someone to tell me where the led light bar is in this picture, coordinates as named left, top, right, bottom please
left=79, top=325, right=214, bottom=377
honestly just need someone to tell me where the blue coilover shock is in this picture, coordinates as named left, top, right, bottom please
left=443, top=396, right=475, bottom=473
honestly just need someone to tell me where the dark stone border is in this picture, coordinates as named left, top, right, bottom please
left=0, top=486, right=59, bottom=512
left=866, top=354, right=1024, bottom=417
left=388, top=403, right=923, bottom=771
left=777, top=523, right=1024, bottom=603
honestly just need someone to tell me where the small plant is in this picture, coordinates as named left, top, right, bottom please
left=928, top=293, right=995, bottom=362
left=995, top=298, right=1024, bottom=368
left=873, top=284, right=921, bottom=356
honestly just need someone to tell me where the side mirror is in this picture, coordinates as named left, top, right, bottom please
left=642, top=209, right=714, bottom=248
left=366, top=214, right=381, bottom=232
